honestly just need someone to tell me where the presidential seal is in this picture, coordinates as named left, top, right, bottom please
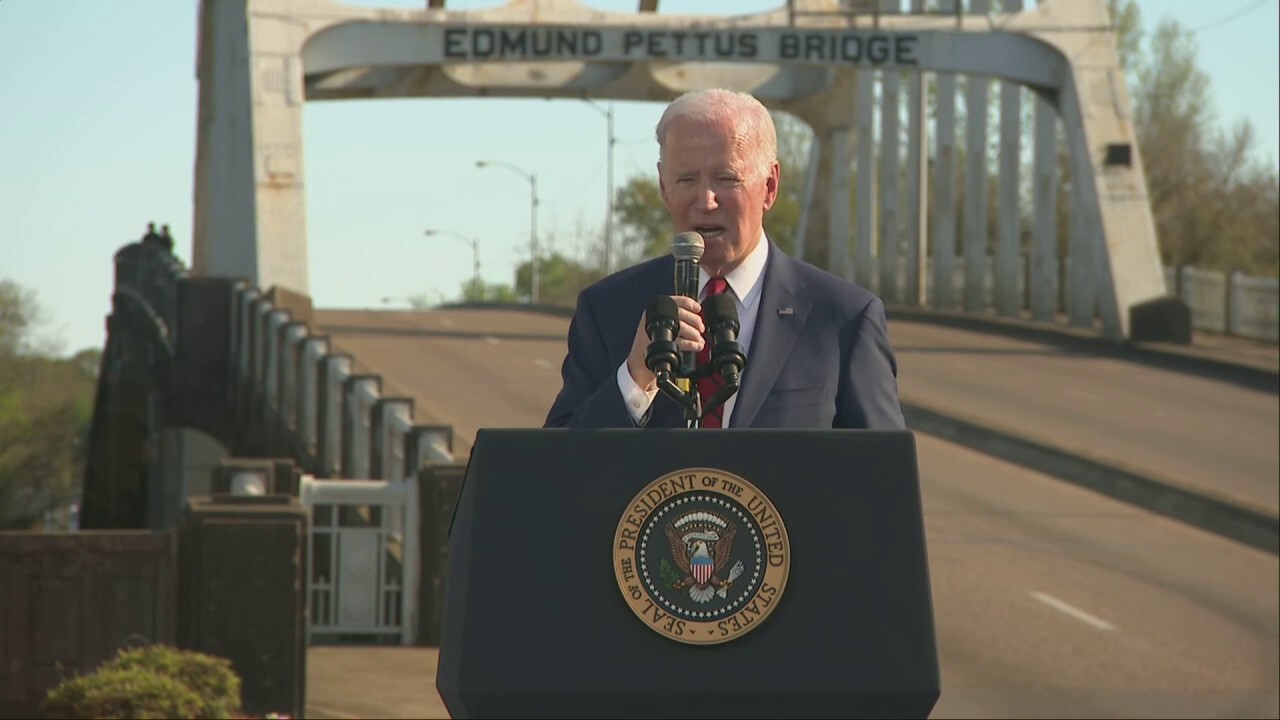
left=612, top=468, right=790, bottom=645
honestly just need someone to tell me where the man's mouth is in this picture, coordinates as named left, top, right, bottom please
left=695, top=225, right=726, bottom=239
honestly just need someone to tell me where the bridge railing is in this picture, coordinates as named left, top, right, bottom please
left=881, top=254, right=1277, bottom=342
left=228, top=282, right=454, bottom=479
left=1163, top=266, right=1279, bottom=341
left=227, top=281, right=457, bottom=645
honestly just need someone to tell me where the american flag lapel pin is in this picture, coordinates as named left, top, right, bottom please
left=777, top=306, right=794, bottom=316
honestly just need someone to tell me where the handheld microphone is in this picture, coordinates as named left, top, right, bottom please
left=670, top=232, right=704, bottom=377
left=644, top=295, right=680, bottom=380
left=702, top=294, right=745, bottom=387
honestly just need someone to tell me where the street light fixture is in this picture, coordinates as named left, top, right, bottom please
left=424, top=229, right=481, bottom=299
left=475, top=160, right=539, bottom=304
left=581, top=98, right=617, bottom=275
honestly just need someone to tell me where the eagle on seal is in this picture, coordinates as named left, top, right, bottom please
left=665, top=511, right=742, bottom=604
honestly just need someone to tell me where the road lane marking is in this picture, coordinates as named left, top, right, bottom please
left=533, top=358, right=554, bottom=369
left=1029, top=591, right=1116, bottom=631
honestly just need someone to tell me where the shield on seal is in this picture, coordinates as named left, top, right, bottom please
left=692, top=555, right=714, bottom=585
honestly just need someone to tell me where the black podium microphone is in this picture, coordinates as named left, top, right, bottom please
left=644, top=295, right=680, bottom=380
left=670, top=231, right=704, bottom=377
left=703, top=293, right=745, bottom=387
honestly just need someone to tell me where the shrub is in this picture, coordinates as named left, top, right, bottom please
left=103, top=645, right=242, bottom=718
left=43, top=644, right=243, bottom=720
left=43, top=666, right=204, bottom=719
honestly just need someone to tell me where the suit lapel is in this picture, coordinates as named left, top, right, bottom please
left=731, top=243, right=810, bottom=428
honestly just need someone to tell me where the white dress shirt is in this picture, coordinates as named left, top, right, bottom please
left=616, top=234, right=769, bottom=427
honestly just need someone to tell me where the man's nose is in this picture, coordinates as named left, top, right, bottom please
left=694, top=185, right=718, bottom=212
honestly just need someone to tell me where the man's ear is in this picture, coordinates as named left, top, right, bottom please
left=657, top=162, right=668, bottom=201
left=762, top=161, right=781, bottom=211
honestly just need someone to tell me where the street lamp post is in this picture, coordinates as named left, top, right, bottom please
left=475, top=160, right=539, bottom=304
left=423, top=229, right=481, bottom=299
left=582, top=98, right=617, bottom=275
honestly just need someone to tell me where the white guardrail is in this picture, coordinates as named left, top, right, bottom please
left=1164, top=266, right=1279, bottom=342
left=227, top=282, right=454, bottom=645
left=878, top=257, right=1278, bottom=342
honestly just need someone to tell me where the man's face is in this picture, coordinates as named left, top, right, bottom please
left=658, top=116, right=779, bottom=277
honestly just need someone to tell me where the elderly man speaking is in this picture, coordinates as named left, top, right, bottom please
left=544, top=88, right=905, bottom=431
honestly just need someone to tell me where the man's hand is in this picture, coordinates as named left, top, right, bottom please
left=626, top=296, right=706, bottom=391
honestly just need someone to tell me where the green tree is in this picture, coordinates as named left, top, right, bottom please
left=0, top=279, right=37, bottom=355
left=1130, top=15, right=1278, bottom=275
left=614, top=175, right=671, bottom=260
left=514, top=252, right=608, bottom=307
left=1107, top=0, right=1143, bottom=72
left=458, top=279, right=521, bottom=303
left=1, top=280, right=96, bottom=528
left=1038, top=1, right=1280, bottom=279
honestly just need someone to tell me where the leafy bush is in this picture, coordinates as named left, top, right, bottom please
left=43, top=644, right=243, bottom=719
left=43, top=666, right=204, bottom=719
left=104, top=645, right=242, bottom=718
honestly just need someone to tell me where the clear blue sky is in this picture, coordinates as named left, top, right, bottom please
left=1, top=0, right=1276, bottom=354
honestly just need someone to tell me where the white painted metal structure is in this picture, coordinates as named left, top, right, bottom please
left=300, top=476, right=412, bottom=644
left=193, top=0, right=1163, bottom=339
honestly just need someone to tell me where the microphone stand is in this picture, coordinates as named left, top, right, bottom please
left=655, top=370, right=701, bottom=428
left=649, top=350, right=740, bottom=428
left=699, top=373, right=739, bottom=421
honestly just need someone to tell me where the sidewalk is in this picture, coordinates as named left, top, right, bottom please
left=307, top=646, right=448, bottom=719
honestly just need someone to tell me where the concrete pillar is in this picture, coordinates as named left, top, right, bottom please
left=193, top=0, right=310, bottom=295
left=1018, top=0, right=1166, bottom=339
left=417, top=463, right=467, bottom=646
left=179, top=494, right=308, bottom=718
left=192, top=0, right=256, bottom=281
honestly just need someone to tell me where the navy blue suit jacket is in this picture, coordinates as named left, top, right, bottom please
left=543, top=240, right=906, bottom=430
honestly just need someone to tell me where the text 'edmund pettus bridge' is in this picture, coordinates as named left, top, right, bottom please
left=441, top=27, right=921, bottom=66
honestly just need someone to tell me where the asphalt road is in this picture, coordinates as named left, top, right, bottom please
left=311, top=306, right=1279, bottom=718
left=889, top=319, right=1279, bottom=514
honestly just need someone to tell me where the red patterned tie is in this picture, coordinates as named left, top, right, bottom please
left=697, top=277, right=730, bottom=428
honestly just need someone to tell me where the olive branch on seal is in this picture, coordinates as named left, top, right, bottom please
left=658, top=558, right=684, bottom=589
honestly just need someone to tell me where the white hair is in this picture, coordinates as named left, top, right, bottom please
left=655, top=89, right=777, bottom=181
